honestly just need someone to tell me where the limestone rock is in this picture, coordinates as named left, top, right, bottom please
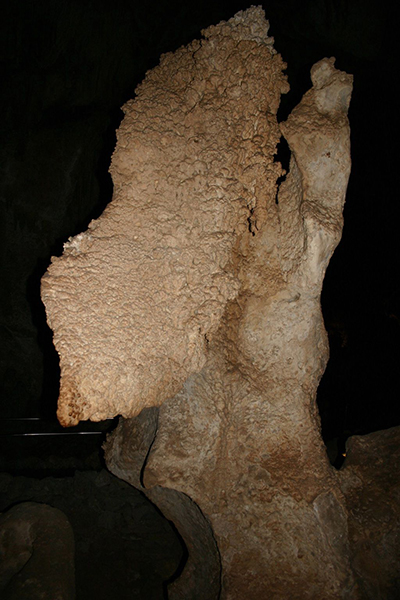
left=43, top=6, right=357, bottom=599
left=0, top=502, right=75, bottom=600
left=41, top=6, right=288, bottom=427
left=104, top=409, right=221, bottom=600
left=339, top=427, right=400, bottom=599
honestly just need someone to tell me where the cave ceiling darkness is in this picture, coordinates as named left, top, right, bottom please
left=0, top=0, right=398, bottom=453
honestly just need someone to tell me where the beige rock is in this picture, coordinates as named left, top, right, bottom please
left=43, top=7, right=358, bottom=599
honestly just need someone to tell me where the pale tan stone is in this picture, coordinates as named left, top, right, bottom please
left=41, top=6, right=288, bottom=427
left=43, top=7, right=359, bottom=598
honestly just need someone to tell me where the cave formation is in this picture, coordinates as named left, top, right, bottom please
left=1, top=3, right=400, bottom=599
left=39, top=7, right=400, bottom=599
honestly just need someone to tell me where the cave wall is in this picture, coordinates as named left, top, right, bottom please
left=339, top=427, right=400, bottom=599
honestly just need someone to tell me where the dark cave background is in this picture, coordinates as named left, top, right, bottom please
left=1, top=0, right=398, bottom=468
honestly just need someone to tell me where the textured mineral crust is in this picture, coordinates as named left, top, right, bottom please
left=41, top=6, right=288, bottom=427
left=42, top=6, right=360, bottom=599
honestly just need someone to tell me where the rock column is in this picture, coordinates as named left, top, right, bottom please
left=42, top=7, right=355, bottom=599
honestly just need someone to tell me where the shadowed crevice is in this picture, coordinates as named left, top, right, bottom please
left=274, top=135, right=291, bottom=204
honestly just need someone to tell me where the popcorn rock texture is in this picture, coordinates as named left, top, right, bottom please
left=41, top=6, right=288, bottom=427
left=43, top=7, right=361, bottom=599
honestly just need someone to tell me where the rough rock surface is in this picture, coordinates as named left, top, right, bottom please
left=43, top=7, right=356, bottom=599
left=339, top=427, right=400, bottom=600
left=0, top=502, right=75, bottom=600
left=41, top=7, right=288, bottom=427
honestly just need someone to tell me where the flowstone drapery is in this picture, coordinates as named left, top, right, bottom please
left=42, top=7, right=359, bottom=598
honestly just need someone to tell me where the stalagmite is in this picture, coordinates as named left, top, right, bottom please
left=42, top=7, right=358, bottom=598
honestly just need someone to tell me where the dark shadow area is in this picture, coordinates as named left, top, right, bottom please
left=273, top=135, right=291, bottom=204
left=0, top=469, right=184, bottom=600
left=0, top=417, right=118, bottom=476
left=162, top=519, right=189, bottom=599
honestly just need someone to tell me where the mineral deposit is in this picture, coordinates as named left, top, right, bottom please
left=43, top=7, right=358, bottom=599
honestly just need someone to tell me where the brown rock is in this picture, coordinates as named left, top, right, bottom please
left=339, top=427, right=400, bottom=599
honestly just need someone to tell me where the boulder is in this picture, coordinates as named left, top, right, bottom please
left=0, top=502, right=75, bottom=600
